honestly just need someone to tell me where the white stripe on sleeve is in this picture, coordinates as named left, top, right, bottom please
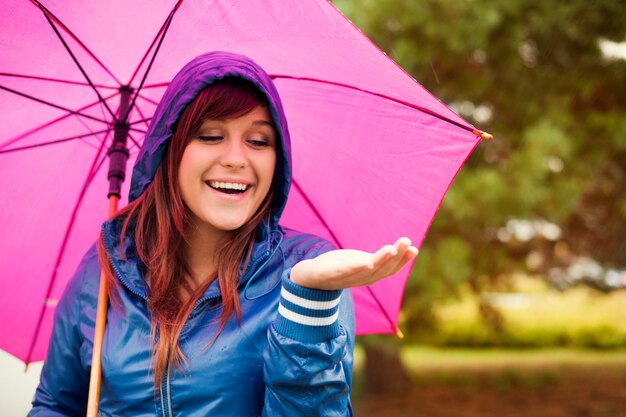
left=278, top=304, right=340, bottom=326
left=280, top=287, right=341, bottom=310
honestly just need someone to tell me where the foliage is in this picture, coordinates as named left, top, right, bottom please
left=430, top=279, right=626, bottom=348
left=333, top=0, right=626, bottom=334
left=395, top=346, right=626, bottom=372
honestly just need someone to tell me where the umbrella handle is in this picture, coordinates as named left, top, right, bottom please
left=86, top=269, right=109, bottom=417
left=86, top=196, right=118, bottom=417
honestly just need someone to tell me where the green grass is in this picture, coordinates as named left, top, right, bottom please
left=428, top=276, right=626, bottom=348
left=400, top=346, right=626, bottom=370
left=352, top=276, right=626, bottom=394
left=354, top=345, right=626, bottom=372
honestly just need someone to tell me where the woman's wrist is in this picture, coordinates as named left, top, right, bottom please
left=273, top=270, right=343, bottom=343
left=289, top=260, right=314, bottom=288
left=289, top=259, right=337, bottom=290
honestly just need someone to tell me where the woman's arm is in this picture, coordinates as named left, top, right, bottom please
left=262, top=237, right=416, bottom=416
left=263, top=261, right=355, bottom=416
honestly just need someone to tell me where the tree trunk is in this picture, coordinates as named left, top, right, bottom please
left=363, top=342, right=411, bottom=395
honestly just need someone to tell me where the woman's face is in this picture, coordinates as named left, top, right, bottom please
left=178, top=105, right=276, bottom=239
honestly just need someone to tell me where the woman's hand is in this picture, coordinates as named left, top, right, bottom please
left=290, top=237, right=418, bottom=291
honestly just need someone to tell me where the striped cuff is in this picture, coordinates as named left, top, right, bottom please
left=273, top=269, right=343, bottom=343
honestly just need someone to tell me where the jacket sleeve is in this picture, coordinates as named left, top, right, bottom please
left=28, top=248, right=97, bottom=416
left=262, top=241, right=355, bottom=416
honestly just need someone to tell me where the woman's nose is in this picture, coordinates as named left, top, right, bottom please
left=220, top=138, right=247, bottom=168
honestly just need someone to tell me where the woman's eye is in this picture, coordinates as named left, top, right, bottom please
left=197, top=135, right=223, bottom=142
left=247, top=138, right=271, bottom=147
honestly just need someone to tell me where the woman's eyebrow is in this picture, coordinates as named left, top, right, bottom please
left=252, top=120, right=274, bottom=127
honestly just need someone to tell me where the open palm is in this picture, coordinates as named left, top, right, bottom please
left=290, top=237, right=418, bottom=291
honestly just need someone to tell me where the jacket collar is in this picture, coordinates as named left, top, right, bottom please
left=101, top=216, right=282, bottom=301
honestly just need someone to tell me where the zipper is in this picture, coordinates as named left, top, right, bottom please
left=109, top=257, right=147, bottom=300
left=160, top=364, right=172, bottom=417
left=239, top=249, right=271, bottom=285
left=159, top=382, right=166, bottom=417
left=166, top=365, right=173, bottom=417
left=190, top=243, right=273, bottom=309
left=239, top=229, right=281, bottom=291
left=102, top=228, right=270, bottom=417
left=180, top=245, right=274, bottom=337
left=102, top=224, right=279, bottom=417
left=101, top=224, right=148, bottom=301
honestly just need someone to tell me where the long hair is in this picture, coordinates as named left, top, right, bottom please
left=97, top=77, right=275, bottom=387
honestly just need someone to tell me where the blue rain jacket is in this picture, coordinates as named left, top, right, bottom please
left=29, top=52, right=355, bottom=417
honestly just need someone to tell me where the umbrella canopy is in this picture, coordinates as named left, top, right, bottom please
left=0, top=0, right=483, bottom=364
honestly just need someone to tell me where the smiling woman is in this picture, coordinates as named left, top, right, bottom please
left=28, top=52, right=417, bottom=417
left=179, top=103, right=277, bottom=238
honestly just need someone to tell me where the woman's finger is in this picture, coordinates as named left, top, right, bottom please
left=370, top=237, right=411, bottom=266
left=386, top=245, right=418, bottom=275
left=394, top=237, right=412, bottom=252
left=333, top=246, right=396, bottom=287
left=371, top=242, right=418, bottom=283
left=370, top=244, right=398, bottom=267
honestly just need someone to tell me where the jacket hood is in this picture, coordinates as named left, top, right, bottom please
left=128, top=51, right=292, bottom=224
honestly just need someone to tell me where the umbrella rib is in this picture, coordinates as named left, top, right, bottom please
left=0, top=73, right=118, bottom=90
left=291, top=178, right=398, bottom=334
left=127, top=0, right=184, bottom=86
left=133, top=107, right=152, bottom=131
left=270, top=75, right=475, bottom=136
left=365, top=286, right=398, bottom=334
left=324, top=0, right=471, bottom=133
left=0, top=91, right=119, bottom=151
left=127, top=132, right=141, bottom=150
left=137, top=93, right=160, bottom=106
left=291, top=179, right=343, bottom=250
left=125, top=0, right=183, bottom=123
left=0, top=85, right=110, bottom=125
left=130, top=116, right=152, bottom=126
left=24, top=130, right=110, bottom=366
left=28, top=0, right=122, bottom=86
left=74, top=111, right=112, bottom=151
left=141, top=82, right=170, bottom=89
left=34, top=2, right=117, bottom=120
left=0, top=129, right=113, bottom=154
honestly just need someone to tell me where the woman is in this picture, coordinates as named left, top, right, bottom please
left=29, top=51, right=417, bottom=416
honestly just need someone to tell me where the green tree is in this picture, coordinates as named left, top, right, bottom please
left=333, top=0, right=626, bottom=340
left=335, top=0, right=626, bottom=396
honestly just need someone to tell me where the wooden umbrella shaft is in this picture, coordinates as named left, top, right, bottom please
left=86, top=86, right=131, bottom=416
left=86, top=195, right=118, bottom=417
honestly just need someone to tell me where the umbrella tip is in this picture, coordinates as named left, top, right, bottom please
left=393, top=326, right=405, bottom=340
left=472, top=129, right=493, bottom=141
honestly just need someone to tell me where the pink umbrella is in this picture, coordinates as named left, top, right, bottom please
left=0, top=0, right=488, bottom=366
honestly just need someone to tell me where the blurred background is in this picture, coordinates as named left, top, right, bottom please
left=333, top=0, right=626, bottom=416
left=3, top=0, right=625, bottom=416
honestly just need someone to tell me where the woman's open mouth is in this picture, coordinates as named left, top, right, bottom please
left=207, top=181, right=249, bottom=195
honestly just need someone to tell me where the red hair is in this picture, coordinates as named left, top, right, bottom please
left=97, top=77, right=274, bottom=387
